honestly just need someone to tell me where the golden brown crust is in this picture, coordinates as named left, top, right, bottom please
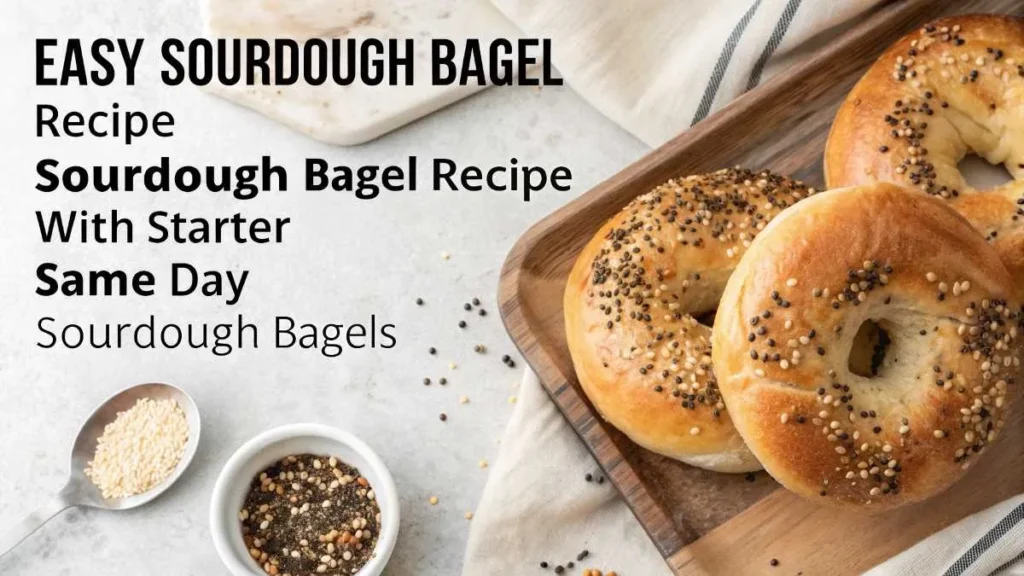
left=564, top=168, right=816, bottom=472
left=825, top=14, right=1024, bottom=293
left=713, top=183, right=1023, bottom=508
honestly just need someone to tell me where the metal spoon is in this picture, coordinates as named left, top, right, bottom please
left=0, top=382, right=201, bottom=558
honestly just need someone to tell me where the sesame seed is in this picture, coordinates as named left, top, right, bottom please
left=83, top=398, right=189, bottom=499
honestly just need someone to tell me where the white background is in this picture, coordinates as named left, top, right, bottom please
left=0, top=1, right=646, bottom=574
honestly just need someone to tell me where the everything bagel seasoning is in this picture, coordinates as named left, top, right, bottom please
left=240, top=454, right=381, bottom=576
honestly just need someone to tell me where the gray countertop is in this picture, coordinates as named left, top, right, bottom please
left=0, top=0, right=646, bottom=573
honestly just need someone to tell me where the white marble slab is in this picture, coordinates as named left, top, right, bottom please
left=202, top=0, right=525, bottom=145
left=0, top=0, right=647, bottom=574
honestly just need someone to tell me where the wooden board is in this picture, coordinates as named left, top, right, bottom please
left=496, top=1, right=1024, bottom=574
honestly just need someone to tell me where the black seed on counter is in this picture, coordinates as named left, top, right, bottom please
left=416, top=298, right=424, bottom=305
left=428, top=347, right=437, bottom=355
left=479, top=308, right=487, bottom=316
left=472, top=297, right=481, bottom=306
left=439, top=413, right=447, bottom=422
left=464, top=303, right=472, bottom=311
left=458, top=320, right=467, bottom=329
left=423, top=378, right=431, bottom=386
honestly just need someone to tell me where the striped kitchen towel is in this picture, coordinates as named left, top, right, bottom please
left=865, top=494, right=1024, bottom=576
left=488, top=0, right=882, bottom=147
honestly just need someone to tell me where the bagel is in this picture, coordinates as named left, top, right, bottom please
left=564, top=168, right=816, bottom=472
left=713, top=182, right=1023, bottom=507
left=825, top=14, right=1024, bottom=292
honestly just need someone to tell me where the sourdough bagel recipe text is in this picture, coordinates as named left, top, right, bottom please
left=35, top=155, right=572, bottom=202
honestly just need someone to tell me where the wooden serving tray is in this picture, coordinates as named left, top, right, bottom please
left=497, top=1, right=1024, bottom=574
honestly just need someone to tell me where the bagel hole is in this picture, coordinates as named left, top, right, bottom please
left=696, top=310, right=717, bottom=328
left=848, top=319, right=893, bottom=378
left=958, top=154, right=1013, bottom=189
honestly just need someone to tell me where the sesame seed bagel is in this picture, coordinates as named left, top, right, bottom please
left=825, top=14, right=1024, bottom=293
left=713, top=183, right=1023, bottom=508
left=564, top=168, right=817, bottom=473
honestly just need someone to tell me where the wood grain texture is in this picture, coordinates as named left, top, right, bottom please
left=497, top=0, right=1024, bottom=574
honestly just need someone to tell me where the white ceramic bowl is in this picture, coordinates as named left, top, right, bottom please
left=210, top=424, right=399, bottom=576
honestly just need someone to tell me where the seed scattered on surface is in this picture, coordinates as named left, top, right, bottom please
left=429, top=496, right=438, bottom=505
left=439, top=413, right=448, bottom=422
left=465, top=511, right=474, bottom=520
left=458, top=320, right=467, bottom=329
left=508, top=395, right=518, bottom=404
left=770, top=558, right=779, bottom=567
left=441, top=251, right=450, bottom=260
left=415, top=297, right=424, bottom=306
left=428, top=347, right=436, bottom=355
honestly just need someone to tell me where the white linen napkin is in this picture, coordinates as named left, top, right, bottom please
left=487, top=0, right=883, bottom=147
left=463, top=371, right=670, bottom=575
left=466, top=1, right=1024, bottom=574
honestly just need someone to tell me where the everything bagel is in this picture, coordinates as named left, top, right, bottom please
left=564, top=168, right=816, bottom=472
left=825, top=14, right=1024, bottom=292
left=713, top=183, right=1022, bottom=507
